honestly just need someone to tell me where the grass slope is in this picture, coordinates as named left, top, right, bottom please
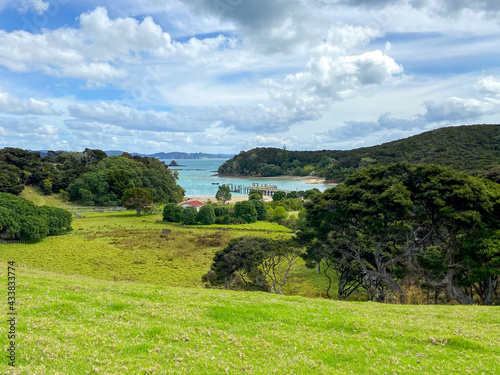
left=19, top=186, right=77, bottom=208
left=0, top=211, right=330, bottom=297
left=1, top=267, right=499, bottom=374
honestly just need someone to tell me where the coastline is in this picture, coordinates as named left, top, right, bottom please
left=213, top=174, right=337, bottom=185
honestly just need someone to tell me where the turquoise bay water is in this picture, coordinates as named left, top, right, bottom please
left=162, top=159, right=331, bottom=198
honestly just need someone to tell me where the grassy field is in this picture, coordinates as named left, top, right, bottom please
left=0, top=210, right=331, bottom=298
left=1, top=267, right=499, bottom=374
left=19, top=186, right=77, bottom=208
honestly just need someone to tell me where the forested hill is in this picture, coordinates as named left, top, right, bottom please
left=218, top=124, right=500, bottom=181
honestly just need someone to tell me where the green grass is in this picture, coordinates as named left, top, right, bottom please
left=0, top=211, right=330, bottom=297
left=1, top=267, right=499, bottom=374
left=19, top=186, right=77, bottom=208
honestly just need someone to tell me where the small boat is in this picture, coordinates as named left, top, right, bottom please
left=211, top=182, right=220, bottom=185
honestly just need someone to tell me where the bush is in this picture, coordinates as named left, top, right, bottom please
left=163, top=203, right=184, bottom=222
left=163, top=203, right=177, bottom=221
left=197, top=205, right=216, bottom=225
left=0, top=192, right=72, bottom=242
left=182, top=206, right=198, bottom=225
left=215, top=215, right=245, bottom=225
left=213, top=205, right=229, bottom=217
left=272, top=206, right=288, bottom=223
left=267, top=198, right=304, bottom=211
left=249, top=190, right=263, bottom=200
left=234, top=201, right=258, bottom=223
left=303, top=188, right=321, bottom=199
left=40, top=178, right=53, bottom=195
left=272, top=191, right=286, bottom=201
left=250, top=199, right=267, bottom=221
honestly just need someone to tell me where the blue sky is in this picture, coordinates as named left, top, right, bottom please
left=0, top=0, right=499, bottom=154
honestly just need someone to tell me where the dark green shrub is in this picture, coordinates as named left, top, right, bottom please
left=182, top=206, right=198, bottom=225
left=163, top=203, right=177, bottom=221
left=213, top=206, right=229, bottom=217
left=197, top=205, right=216, bottom=225
left=272, top=191, right=286, bottom=201
left=250, top=199, right=267, bottom=221
left=0, top=192, right=72, bottom=242
left=234, top=201, right=258, bottom=223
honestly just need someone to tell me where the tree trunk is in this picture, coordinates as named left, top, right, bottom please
left=485, top=277, right=493, bottom=306
left=447, top=283, right=475, bottom=305
left=136, top=208, right=141, bottom=216
left=316, top=261, right=320, bottom=274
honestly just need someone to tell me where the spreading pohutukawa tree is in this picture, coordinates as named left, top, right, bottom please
left=203, top=236, right=303, bottom=294
left=303, top=163, right=500, bottom=305
left=121, top=187, right=154, bottom=216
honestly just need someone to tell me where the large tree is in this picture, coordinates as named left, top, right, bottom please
left=304, top=163, right=500, bottom=305
left=121, top=187, right=154, bottom=216
left=203, top=237, right=302, bottom=294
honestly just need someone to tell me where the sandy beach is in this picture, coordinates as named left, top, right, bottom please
left=182, top=195, right=274, bottom=204
left=213, top=174, right=332, bottom=185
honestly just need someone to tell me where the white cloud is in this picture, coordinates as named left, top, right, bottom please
left=0, top=117, right=60, bottom=142
left=423, top=97, right=499, bottom=122
left=0, top=91, right=60, bottom=115
left=68, top=102, right=210, bottom=132
left=0, top=7, right=234, bottom=85
left=476, top=76, right=500, bottom=96
left=17, top=0, right=49, bottom=14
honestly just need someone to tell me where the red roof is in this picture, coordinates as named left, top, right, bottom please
left=185, top=200, right=204, bottom=207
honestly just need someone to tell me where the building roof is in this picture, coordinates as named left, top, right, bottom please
left=183, top=200, right=204, bottom=207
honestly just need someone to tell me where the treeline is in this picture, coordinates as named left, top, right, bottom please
left=0, top=193, right=72, bottom=242
left=0, top=148, right=185, bottom=206
left=218, top=124, right=500, bottom=181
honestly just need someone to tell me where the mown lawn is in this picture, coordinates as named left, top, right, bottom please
left=1, top=267, right=499, bottom=374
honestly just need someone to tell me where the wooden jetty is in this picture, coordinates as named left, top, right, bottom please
left=244, top=182, right=291, bottom=196
left=225, top=182, right=292, bottom=195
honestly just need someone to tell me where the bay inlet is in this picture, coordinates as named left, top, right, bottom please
left=162, top=158, right=332, bottom=198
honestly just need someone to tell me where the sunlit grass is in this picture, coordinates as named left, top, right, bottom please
left=1, top=267, right=498, bottom=374
left=19, top=186, right=78, bottom=207
left=0, top=211, right=330, bottom=296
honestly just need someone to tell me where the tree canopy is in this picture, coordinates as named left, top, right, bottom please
left=68, top=156, right=184, bottom=206
left=303, top=163, right=500, bottom=305
left=121, top=187, right=154, bottom=215
left=203, top=236, right=302, bottom=293
left=0, top=193, right=72, bottom=242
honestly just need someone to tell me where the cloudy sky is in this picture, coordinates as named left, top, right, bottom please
left=0, top=0, right=499, bottom=154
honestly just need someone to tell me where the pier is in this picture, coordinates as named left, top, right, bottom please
left=225, top=182, right=292, bottom=195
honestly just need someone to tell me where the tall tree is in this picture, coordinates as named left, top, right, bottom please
left=215, top=184, right=232, bottom=203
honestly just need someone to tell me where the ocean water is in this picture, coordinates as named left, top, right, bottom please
left=162, top=159, right=332, bottom=198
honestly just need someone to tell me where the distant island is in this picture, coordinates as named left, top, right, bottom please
left=104, top=151, right=234, bottom=159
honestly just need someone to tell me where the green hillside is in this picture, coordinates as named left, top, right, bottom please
left=2, top=268, right=499, bottom=374
left=218, top=125, right=500, bottom=180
